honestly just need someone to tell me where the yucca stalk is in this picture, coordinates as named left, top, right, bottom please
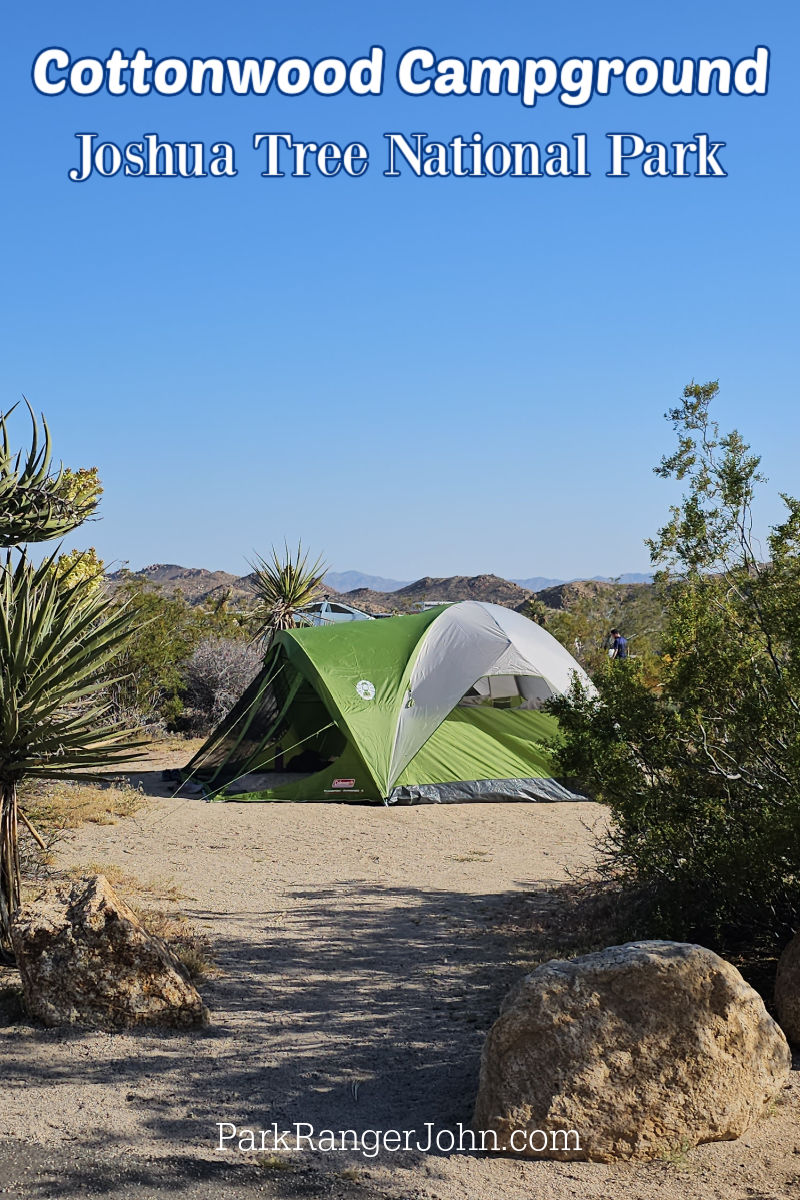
left=0, top=550, right=143, bottom=959
left=249, top=543, right=328, bottom=648
left=0, top=401, right=100, bottom=546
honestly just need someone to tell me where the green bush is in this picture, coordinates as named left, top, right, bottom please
left=107, top=575, right=252, bottom=728
left=550, top=382, right=800, bottom=952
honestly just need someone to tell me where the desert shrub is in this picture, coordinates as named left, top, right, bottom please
left=107, top=576, right=251, bottom=728
left=179, top=636, right=261, bottom=735
left=550, top=382, right=800, bottom=953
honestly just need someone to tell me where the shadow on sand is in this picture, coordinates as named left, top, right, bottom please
left=0, top=879, right=566, bottom=1198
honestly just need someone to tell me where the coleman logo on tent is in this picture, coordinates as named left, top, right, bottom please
left=332, top=778, right=356, bottom=789
left=356, top=679, right=376, bottom=700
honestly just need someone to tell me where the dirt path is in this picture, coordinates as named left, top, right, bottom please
left=1, top=754, right=798, bottom=1200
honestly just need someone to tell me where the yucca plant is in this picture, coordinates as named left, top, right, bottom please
left=0, top=401, right=101, bottom=546
left=0, top=551, right=142, bottom=959
left=249, top=543, right=328, bottom=648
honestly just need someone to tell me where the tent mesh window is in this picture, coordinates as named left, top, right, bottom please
left=458, top=675, right=552, bottom=710
left=187, top=649, right=345, bottom=788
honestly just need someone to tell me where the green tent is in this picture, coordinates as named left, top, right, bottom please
left=181, top=600, right=594, bottom=804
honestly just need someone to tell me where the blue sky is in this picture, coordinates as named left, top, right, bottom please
left=3, top=2, right=798, bottom=581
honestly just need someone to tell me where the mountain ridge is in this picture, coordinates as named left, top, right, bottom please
left=328, top=571, right=654, bottom=592
left=108, top=563, right=653, bottom=614
left=324, top=570, right=409, bottom=593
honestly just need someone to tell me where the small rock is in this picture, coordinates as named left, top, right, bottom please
left=473, top=940, right=790, bottom=1162
left=10, top=875, right=208, bottom=1029
left=775, top=932, right=800, bottom=1045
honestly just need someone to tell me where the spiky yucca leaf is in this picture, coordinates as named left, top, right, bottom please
left=249, top=543, right=328, bottom=647
left=0, top=550, right=142, bottom=956
left=0, top=401, right=101, bottom=547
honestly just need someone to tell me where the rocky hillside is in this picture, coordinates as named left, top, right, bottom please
left=534, top=579, right=651, bottom=612
left=107, top=564, right=261, bottom=607
left=345, top=573, right=533, bottom=613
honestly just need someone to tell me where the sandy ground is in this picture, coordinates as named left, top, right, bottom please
left=0, top=747, right=798, bottom=1200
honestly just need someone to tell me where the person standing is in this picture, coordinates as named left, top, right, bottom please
left=609, top=628, right=628, bottom=660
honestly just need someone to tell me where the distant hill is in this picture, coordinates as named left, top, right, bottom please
left=590, top=572, right=653, bottom=585
left=324, top=570, right=409, bottom=593
left=512, top=576, right=564, bottom=590
left=106, top=563, right=288, bottom=608
left=533, top=578, right=653, bottom=612
left=107, top=563, right=246, bottom=604
left=396, top=574, right=531, bottom=605
left=341, top=573, right=533, bottom=614
left=514, top=573, right=653, bottom=589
